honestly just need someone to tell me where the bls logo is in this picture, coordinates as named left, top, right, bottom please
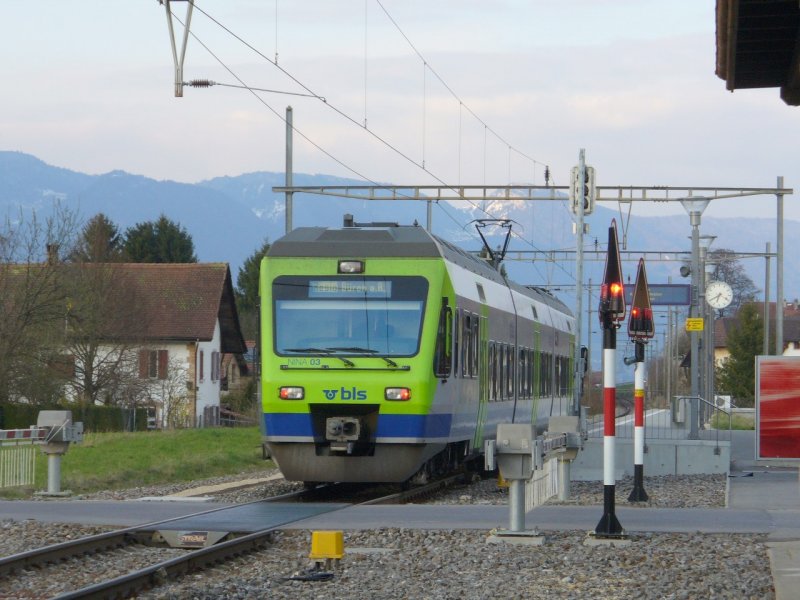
left=323, top=387, right=367, bottom=401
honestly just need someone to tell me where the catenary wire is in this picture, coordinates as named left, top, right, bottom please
left=171, top=2, right=584, bottom=284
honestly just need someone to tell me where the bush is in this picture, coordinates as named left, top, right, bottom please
left=0, top=402, right=148, bottom=432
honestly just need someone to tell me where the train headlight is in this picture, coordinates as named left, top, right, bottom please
left=338, top=260, right=364, bottom=274
left=279, top=386, right=305, bottom=400
left=385, top=387, right=411, bottom=401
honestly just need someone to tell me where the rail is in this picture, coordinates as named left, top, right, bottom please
left=4, top=475, right=468, bottom=598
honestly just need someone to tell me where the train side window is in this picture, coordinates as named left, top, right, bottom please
left=562, top=356, right=570, bottom=395
left=462, top=314, right=471, bottom=378
left=471, top=317, right=479, bottom=378
left=433, top=300, right=452, bottom=379
left=555, top=356, right=562, bottom=396
left=540, top=352, right=550, bottom=397
left=506, top=344, right=514, bottom=399
left=528, top=349, right=534, bottom=398
left=489, top=343, right=497, bottom=401
left=501, top=344, right=507, bottom=400
left=453, top=310, right=460, bottom=378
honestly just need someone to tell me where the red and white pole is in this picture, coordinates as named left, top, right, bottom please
left=628, top=341, right=649, bottom=501
left=595, top=323, right=624, bottom=536
left=595, top=221, right=626, bottom=537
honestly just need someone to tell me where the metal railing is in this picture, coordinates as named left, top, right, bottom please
left=585, top=395, right=737, bottom=445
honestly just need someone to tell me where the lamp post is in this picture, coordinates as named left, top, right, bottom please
left=703, top=253, right=717, bottom=415
left=681, top=197, right=710, bottom=440
left=699, top=234, right=715, bottom=424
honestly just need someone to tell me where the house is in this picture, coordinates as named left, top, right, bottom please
left=76, top=263, right=247, bottom=428
left=124, top=263, right=246, bottom=427
left=221, top=340, right=255, bottom=395
left=2, top=258, right=246, bottom=425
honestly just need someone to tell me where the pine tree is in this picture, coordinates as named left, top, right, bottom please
left=236, top=238, right=270, bottom=314
left=70, top=213, right=124, bottom=262
left=236, top=239, right=270, bottom=338
left=717, top=303, right=763, bottom=406
left=123, top=214, right=197, bottom=263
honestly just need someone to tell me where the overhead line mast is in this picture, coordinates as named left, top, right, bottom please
left=162, top=0, right=195, bottom=98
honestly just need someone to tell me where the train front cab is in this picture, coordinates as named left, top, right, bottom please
left=260, top=256, right=461, bottom=483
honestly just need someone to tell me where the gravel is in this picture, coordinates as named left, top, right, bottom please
left=0, top=472, right=775, bottom=599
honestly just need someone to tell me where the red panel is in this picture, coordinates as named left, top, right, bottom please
left=604, top=387, right=616, bottom=436
left=634, top=390, right=645, bottom=427
left=758, top=358, right=800, bottom=459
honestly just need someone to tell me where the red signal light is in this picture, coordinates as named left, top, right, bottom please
left=610, top=282, right=623, bottom=296
left=629, top=306, right=654, bottom=339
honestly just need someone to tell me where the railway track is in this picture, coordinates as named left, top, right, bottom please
left=0, top=474, right=468, bottom=598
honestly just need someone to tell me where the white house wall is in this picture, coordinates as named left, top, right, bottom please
left=195, top=319, right=223, bottom=421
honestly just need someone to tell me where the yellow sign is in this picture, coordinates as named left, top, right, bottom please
left=685, top=318, right=704, bottom=332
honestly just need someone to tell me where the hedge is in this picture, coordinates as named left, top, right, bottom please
left=0, top=402, right=149, bottom=432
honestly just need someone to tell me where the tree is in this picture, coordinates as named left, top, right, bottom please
left=236, top=238, right=270, bottom=339
left=708, top=248, right=759, bottom=317
left=123, top=214, right=197, bottom=263
left=62, top=263, right=148, bottom=406
left=0, top=205, right=79, bottom=404
left=237, top=238, right=270, bottom=312
left=70, top=213, right=124, bottom=263
left=717, top=303, right=763, bottom=406
left=140, top=354, right=191, bottom=428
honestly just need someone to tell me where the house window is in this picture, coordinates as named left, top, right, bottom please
left=211, top=351, right=220, bottom=382
left=139, top=349, right=168, bottom=379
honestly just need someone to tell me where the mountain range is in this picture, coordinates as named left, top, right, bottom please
left=1, top=150, right=795, bottom=330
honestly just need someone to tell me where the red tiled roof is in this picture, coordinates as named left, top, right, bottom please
left=107, top=263, right=245, bottom=353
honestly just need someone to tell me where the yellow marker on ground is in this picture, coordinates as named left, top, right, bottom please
left=309, top=530, right=344, bottom=560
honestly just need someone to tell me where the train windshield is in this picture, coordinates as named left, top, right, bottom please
left=273, top=276, right=428, bottom=357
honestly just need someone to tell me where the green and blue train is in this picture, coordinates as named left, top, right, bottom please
left=259, top=219, right=575, bottom=484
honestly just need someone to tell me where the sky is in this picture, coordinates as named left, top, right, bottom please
left=2, top=0, right=798, bottom=221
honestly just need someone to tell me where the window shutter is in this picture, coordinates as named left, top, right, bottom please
left=158, top=349, right=168, bottom=380
left=199, top=349, right=204, bottom=381
left=139, top=350, right=148, bottom=379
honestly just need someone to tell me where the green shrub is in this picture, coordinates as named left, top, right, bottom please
left=0, top=402, right=148, bottom=432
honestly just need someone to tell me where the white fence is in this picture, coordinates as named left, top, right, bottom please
left=525, top=454, right=559, bottom=511
left=0, top=444, right=37, bottom=488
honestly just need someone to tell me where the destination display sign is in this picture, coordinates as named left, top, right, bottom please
left=309, top=279, right=392, bottom=298
left=624, top=284, right=690, bottom=306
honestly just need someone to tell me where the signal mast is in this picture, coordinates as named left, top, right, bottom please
left=595, top=220, right=626, bottom=538
left=627, top=259, right=655, bottom=502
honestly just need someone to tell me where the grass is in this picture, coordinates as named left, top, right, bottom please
left=0, top=427, right=271, bottom=499
left=709, top=412, right=755, bottom=430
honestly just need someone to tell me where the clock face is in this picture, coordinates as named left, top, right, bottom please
left=706, top=280, right=733, bottom=309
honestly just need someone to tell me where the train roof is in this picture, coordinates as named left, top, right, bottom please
left=268, top=224, right=571, bottom=315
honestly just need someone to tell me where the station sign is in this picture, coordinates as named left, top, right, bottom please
left=625, top=284, right=690, bottom=307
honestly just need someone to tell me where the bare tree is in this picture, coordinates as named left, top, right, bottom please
left=137, top=354, right=191, bottom=429
left=708, top=248, right=759, bottom=316
left=0, top=206, right=78, bottom=404
left=62, top=263, right=148, bottom=406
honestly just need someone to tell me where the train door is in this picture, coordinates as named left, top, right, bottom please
left=472, top=309, right=489, bottom=452
left=532, top=323, right=542, bottom=426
